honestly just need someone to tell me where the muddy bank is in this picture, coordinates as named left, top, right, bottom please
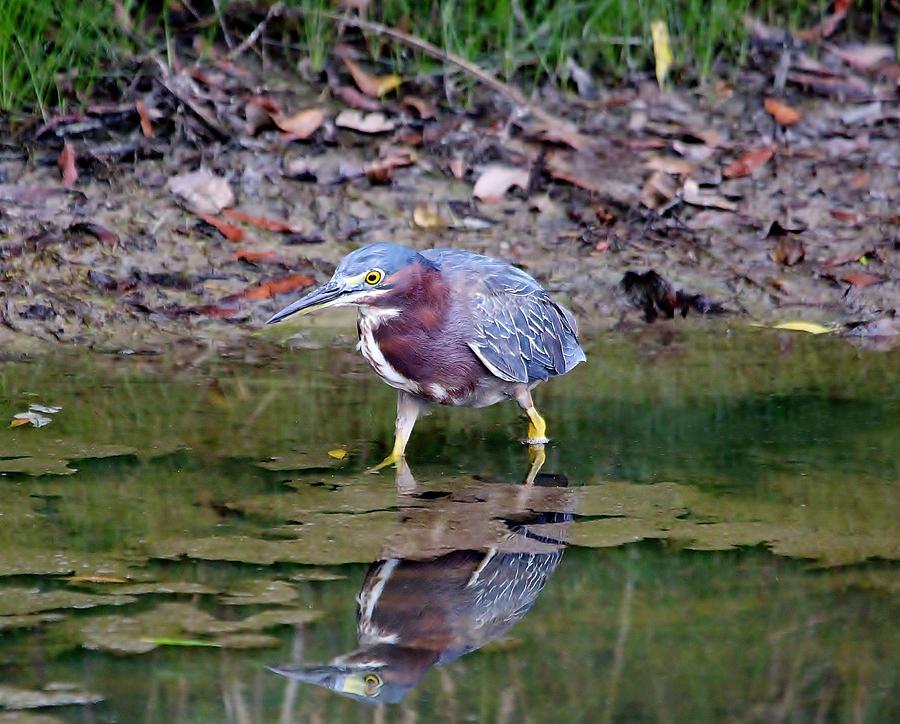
left=1, top=45, right=898, bottom=356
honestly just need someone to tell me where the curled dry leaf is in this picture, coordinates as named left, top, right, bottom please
left=365, top=151, right=416, bottom=184
left=400, top=95, right=436, bottom=119
left=764, top=97, right=801, bottom=125
left=681, top=179, right=737, bottom=211
left=58, top=142, right=77, bottom=188
left=135, top=99, right=154, bottom=138
left=640, top=171, right=679, bottom=210
left=167, top=168, right=235, bottom=215
left=272, top=108, right=325, bottom=140
left=198, top=214, right=245, bottom=242
left=770, top=236, right=805, bottom=266
left=472, top=165, right=530, bottom=203
left=335, top=110, right=396, bottom=133
left=233, top=249, right=280, bottom=263
left=342, top=57, right=402, bottom=97
left=723, top=146, right=775, bottom=179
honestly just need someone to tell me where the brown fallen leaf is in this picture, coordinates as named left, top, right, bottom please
left=333, top=85, right=382, bottom=112
left=472, top=165, right=530, bottom=203
left=58, top=142, right=77, bottom=187
left=232, top=249, right=280, bottom=263
left=681, top=179, right=737, bottom=211
left=335, top=110, right=396, bottom=133
left=830, top=208, right=863, bottom=225
left=198, top=214, right=245, bottom=242
left=764, top=97, right=802, bottom=125
left=245, top=95, right=281, bottom=135
left=135, top=99, right=154, bottom=138
left=222, top=208, right=303, bottom=234
left=841, top=272, right=882, bottom=288
left=829, top=43, right=895, bottom=71
left=795, top=0, right=848, bottom=42
left=400, top=95, right=436, bottom=119
left=723, top=146, right=775, bottom=179
left=237, top=274, right=317, bottom=300
left=343, top=57, right=402, bottom=97
left=365, top=151, right=416, bottom=184
left=273, top=108, right=325, bottom=140
left=168, top=168, right=235, bottom=215
left=770, top=237, right=805, bottom=266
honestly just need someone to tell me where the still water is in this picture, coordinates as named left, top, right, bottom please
left=0, top=327, right=897, bottom=722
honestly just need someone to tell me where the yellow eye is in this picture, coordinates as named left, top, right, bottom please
left=364, top=674, right=382, bottom=695
left=364, top=269, right=383, bottom=285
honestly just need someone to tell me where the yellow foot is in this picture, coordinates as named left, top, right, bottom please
left=524, top=407, right=549, bottom=445
left=524, top=444, right=546, bottom=485
left=366, top=451, right=404, bottom=473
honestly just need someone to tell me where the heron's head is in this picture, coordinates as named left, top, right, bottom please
left=266, top=243, right=433, bottom=324
left=268, top=645, right=437, bottom=704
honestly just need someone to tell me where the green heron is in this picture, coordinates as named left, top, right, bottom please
left=267, top=243, right=586, bottom=468
left=269, top=468, right=571, bottom=703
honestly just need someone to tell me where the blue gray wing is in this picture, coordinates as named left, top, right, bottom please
left=423, top=249, right=586, bottom=384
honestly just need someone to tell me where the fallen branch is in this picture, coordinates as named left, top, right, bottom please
left=228, top=2, right=285, bottom=61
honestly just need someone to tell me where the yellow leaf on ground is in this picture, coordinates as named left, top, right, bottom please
left=327, top=448, right=348, bottom=460
left=61, top=576, right=130, bottom=585
left=343, top=58, right=402, bottom=97
left=651, top=19, right=673, bottom=88
left=751, top=321, right=835, bottom=335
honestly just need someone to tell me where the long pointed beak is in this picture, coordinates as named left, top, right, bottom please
left=267, top=664, right=340, bottom=687
left=265, top=279, right=343, bottom=325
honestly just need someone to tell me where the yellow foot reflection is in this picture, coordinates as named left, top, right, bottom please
left=524, top=444, right=546, bottom=485
left=366, top=451, right=404, bottom=473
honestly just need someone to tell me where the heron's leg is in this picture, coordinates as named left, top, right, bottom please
left=369, top=391, right=424, bottom=472
left=512, top=385, right=550, bottom=445
left=524, top=444, right=546, bottom=485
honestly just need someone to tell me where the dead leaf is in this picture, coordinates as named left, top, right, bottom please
left=327, top=448, right=348, bottom=460
left=795, top=4, right=848, bottom=42
left=222, top=208, right=303, bottom=234
left=333, top=85, right=382, bottom=112
left=644, top=156, right=695, bottom=175
left=770, top=237, right=805, bottom=266
left=198, top=214, right=245, bottom=242
left=448, top=157, right=466, bottom=179
left=472, top=165, right=530, bottom=203
left=764, top=97, right=802, bottom=125
left=681, top=179, right=737, bottom=211
left=342, top=57, right=402, bottom=97
left=751, top=321, right=834, bottom=334
left=236, top=274, right=316, bottom=301
left=68, top=221, right=119, bottom=246
left=830, top=43, right=895, bottom=71
left=10, top=411, right=53, bottom=429
left=365, top=151, right=416, bottom=184
left=233, top=249, right=280, bottom=264
left=621, top=270, right=726, bottom=322
left=335, top=110, right=396, bottom=133
left=640, top=171, right=679, bottom=210
left=58, top=142, right=77, bottom=188
left=412, top=204, right=447, bottom=229
left=830, top=208, right=863, bottom=225
left=135, top=99, right=154, bottom=137
left=167, top=168, right=235, bottom=215
left=272, top=108, right=325, bottom=140
left=400, top=95, right=436, bottom=119
left=245, top=95, right=281, bottom=134
left=841, top=272, right=883, bottom=288
left=723, top=146, right=775, bottom=179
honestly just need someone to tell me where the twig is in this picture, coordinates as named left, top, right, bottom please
left=284, top=8, right=573, bottom=131
left=228, top=2, right=284, bottom=61
left=211, top=0, right=234, bottom=50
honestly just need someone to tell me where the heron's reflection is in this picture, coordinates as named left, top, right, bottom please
left=269, top=458, right=575, bottom=704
